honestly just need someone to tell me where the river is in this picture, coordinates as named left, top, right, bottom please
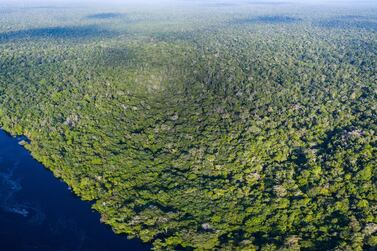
left=0, top=130, right=149, bottom=251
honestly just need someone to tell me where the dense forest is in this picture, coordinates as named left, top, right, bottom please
left=0, top=1, right=376, bottom=250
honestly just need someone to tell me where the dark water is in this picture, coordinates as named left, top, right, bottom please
left=0, top=130, right=149, bottom=251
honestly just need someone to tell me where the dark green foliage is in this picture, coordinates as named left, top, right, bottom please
left=86, top=13, right=125, bottom=19
left=0, top=2, right=376, bottom=250
left=235, top=16, right=301, bottom=25
left=0, top=25, right=117, bottom=42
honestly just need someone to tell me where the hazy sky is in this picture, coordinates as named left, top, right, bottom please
left=0, top=0, right=371, bottom=3
left=0, top=0, right=375, bottom=7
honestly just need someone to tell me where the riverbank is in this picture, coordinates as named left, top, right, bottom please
left=0, top=129, right=149, bottom=251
